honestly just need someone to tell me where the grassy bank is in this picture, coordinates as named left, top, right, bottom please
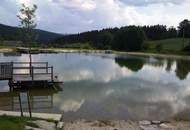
left=144, top=38, right=190, bottom=54
left=0, top=38, right=190, bottom=57
left=0, top=115, right=37, bottom=130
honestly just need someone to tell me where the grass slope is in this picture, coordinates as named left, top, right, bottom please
left=145, top=38, right=190, bottom=53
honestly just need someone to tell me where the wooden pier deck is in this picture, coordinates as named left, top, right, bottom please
left=0, top=62, right=61, bottom=89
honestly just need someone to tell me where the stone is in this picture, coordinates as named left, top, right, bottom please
left=57, top=121, right=64, bottom=129
left=25, top=126, right=44, bottom=130
left=140, top=125, right=157, bottom=130
left=151, top=120, right=161, bottom=125
left=139, top=120, right=151, bottom=125
left=30, top=120, right=56, bottom=130
left=160, top=123, right=173, bottom=129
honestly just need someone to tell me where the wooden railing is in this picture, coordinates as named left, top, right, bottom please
left=0, top=62, right=13, bottom=80
left=12, top=62, right=54, bottom=81
left=0, top=62, right=54, bottom=81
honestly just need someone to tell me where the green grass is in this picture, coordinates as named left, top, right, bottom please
left=144, top=38, right=190, bottom=54
left=0, top=115, right=37, bottom=130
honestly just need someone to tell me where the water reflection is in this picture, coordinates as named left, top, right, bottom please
left=176, top=60, right=190, bottom=80
left=0, top=53, right=190, bottom=121
left=0, top=88, right=61, bottom=113
left=115, top=56, right=190, bottom=81
left=115, top=57, right=144, bottom=72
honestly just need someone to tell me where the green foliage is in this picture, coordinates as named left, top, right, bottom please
left=143, top=25, right=169, bottom=40
left=17, top=4, right=37, bottom=45
left=178, top=19, right=190, bottom=38
left=146, top=38, right=190, bottom=52
left=142, top=42, right=150, bottom=50
left=96, top=31, right=113, bottom=49
left=183, top=44, right=190, bottom=53
left=61, top=43, right=94, bottom=49
left=156, top=43, right=163, bottom=52
left=0, top=115, right=32, bottom=130
left=0, top=34, right=3, bottom=41
left=112, top=26, right=145, bottom=51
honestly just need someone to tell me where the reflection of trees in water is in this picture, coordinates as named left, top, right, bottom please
left=166, top=59, right=174, bottom=72
left=115, top=57, right=144, bottom=72
left=115, top=57, right=166, bottom=72
left=176, top=60, right=190, bottom=80
left=147, top=59, right=165, bottom=67
left=115, top=56, right=190, bottom=80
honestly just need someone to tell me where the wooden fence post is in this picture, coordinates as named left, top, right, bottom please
left=27, top=91, right=32, bottom=118
left=31, top=66, right=34, bottom=80
left=19, top=94, right=23, bottom=117
left=46, top=62, right=48, bottom=73
left=51, top=66, right=53, bottom=81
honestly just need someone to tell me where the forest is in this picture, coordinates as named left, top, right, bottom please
left=0, top=19, right=190, bottom=54
left=53, top=19, right=190, bottom=54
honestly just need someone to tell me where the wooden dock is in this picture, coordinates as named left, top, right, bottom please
left=0, top=62, right=62, bottom=89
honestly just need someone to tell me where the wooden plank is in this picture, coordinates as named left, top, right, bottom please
left=13, top=67, right=52, bottom=69
left=13, top=74, right=52, bottom=81
left=13, top=62, right=48, bottom=64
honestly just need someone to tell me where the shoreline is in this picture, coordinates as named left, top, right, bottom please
left=64, top=119, right=190, bottom=130
left=1, top=47, right=190, bottom=60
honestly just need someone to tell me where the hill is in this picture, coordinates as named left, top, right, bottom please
left=0, top=23, right=63, bottom=43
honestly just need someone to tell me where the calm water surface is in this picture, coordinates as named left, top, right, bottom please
left=0, top=53, right=190, bottom=121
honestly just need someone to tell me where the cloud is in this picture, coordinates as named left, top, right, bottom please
left=60, top=99, right=85, bottom=112
left=121, top=0, right=188, bottom=6
left=52, top=0, right=96, bottom=11
left=0, top=0, right=189, bottom=33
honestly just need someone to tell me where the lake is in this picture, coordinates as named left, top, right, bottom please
left=0, top=52, right=190, bottom=121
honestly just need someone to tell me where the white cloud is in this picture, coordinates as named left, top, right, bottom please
left=60, top=59, right=133, bottom=83
left=0, top=0, right=189, bottom=33
left=53, top=0, right=96, bottom=11
left=60, top=99, right=85, bottom=112
left=121, top=0, right=188, bottom=6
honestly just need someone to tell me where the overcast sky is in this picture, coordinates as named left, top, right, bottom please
left=0, top=0, right=190, bottom=34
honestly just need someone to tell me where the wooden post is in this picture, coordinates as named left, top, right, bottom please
left=18, top=94, right=23, bottom=117
left=29, top=49, right=32, bottom=76
left=51, top=66, right=53, bottom=81
left=46, top=62, right=48, bottom=73
left=11, top=61, right=13, bottom=79
left=27, top=91, right=32, bottom=118
left=31, top=66, right=34, bottom=80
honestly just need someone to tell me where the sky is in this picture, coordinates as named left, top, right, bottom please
left=0, top=0, right=190, bottom=34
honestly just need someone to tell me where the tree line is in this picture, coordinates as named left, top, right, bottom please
left=54, top=19, right=190, bottom=51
